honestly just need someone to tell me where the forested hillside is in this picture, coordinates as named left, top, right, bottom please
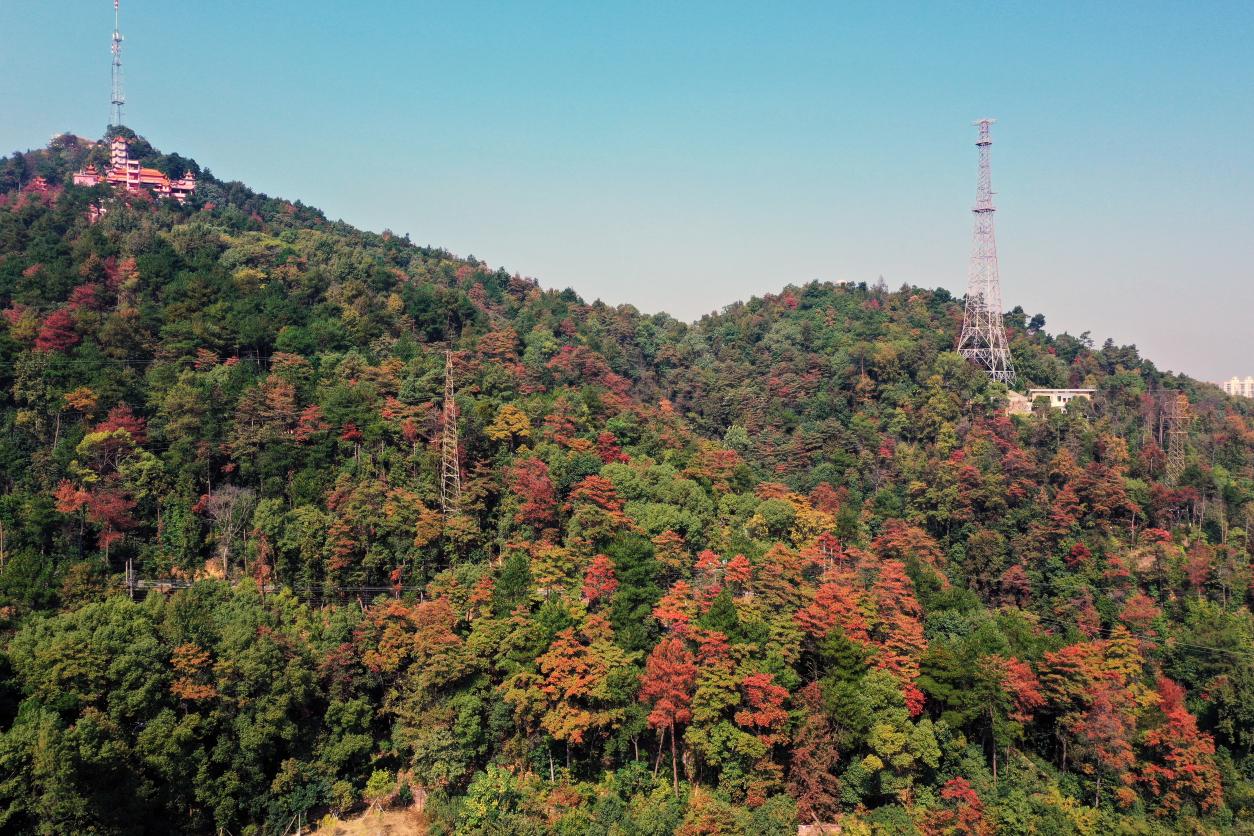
left=1, top=135, right=1252, bottom=835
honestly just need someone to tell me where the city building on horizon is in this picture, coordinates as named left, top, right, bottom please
left=1220, top=377, right=1254, bottom=398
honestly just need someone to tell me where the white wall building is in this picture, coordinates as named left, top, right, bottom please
left=1220, top=377, right=1254, bottom=398
left=1028, top=388, right=1095, bottom=409
left=1006, top=388, right=1096, bottom=415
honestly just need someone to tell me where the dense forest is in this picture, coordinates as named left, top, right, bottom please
left=0, top=133, right=1252, bottom=835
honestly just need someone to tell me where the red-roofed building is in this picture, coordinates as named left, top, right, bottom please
left=71, top=136, right=195, bottom=203
left=71, top=164, right=101, bottom=187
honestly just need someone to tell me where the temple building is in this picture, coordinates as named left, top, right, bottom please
left=72, top=136, right=196, bottom=203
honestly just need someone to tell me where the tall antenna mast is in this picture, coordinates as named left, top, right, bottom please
left=110, top=0, right=125, bottom=127
left=957, top=119, right=1015, bottom=384
left=439, top=351, right=462, bottom=515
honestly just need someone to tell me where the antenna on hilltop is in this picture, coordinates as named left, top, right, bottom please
left=110, top=0, right=125, bottom=127
left=957, top=118, right=1016, bottom=384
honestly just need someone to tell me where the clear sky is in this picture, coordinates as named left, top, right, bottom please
left=2, top=1, right=1252, bottom=381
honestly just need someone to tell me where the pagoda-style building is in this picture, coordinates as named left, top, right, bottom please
left=72, top=136, right=196, bottom=204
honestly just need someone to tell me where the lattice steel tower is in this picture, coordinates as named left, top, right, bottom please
left=957, top=119, right=1015, bottom=384
left=1166, top=393, right=1191, bottom=483
left=110, top=0, right=125, bottom=127
left=439, top=351, right=462, bottom=515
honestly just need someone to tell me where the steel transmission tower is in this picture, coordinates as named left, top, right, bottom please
left=110, top=0, right=125, bottom=127
left=957, top=119, right=1015, bottom=384
left=439, top=351, right=462, bottom=515
left=1166, top=394, right=1191, bottom=483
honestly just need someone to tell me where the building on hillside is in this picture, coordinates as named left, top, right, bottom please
left=1006, top=388, right=1096, bottom=415
left=71, top=136, right=195, bottom=203
left=1220, top=377, right=1254, bottom=398
left=71, top=164, right=102, bottom=187
left=1030, top=388, right=1095, bottom=409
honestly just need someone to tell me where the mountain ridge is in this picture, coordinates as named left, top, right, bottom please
left=0, top=132, right=1251, bottom=835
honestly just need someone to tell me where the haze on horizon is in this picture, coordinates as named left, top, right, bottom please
left=2, top=1, right=1252, bottom=382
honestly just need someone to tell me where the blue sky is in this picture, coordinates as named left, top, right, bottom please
left=2, top=1, right=1252, bottom=380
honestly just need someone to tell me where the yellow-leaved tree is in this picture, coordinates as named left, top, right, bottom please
left=486, top=403, right=532, bottom=449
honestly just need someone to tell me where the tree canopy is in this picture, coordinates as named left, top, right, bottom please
left=0, top=134, right=1251, bottom=834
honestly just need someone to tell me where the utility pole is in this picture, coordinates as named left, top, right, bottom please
left=439, top=351, right=461, bottom=515
left=957, top=119, right=1016, bottom=384
left=110, top=0, right=125, bottom=128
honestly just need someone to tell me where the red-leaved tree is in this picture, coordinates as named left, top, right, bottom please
left=582, top=554, right=618, bottom=606
left=639, top=635, right=697, bottom=793
left=1138, top=676, right=1223, bottom=815
left=34, top=307, right=80, bottom=352
left=510, top=458, right=557, bottom=530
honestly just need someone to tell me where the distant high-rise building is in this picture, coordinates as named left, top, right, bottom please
left=1220, top=376, right=1254, bottom=398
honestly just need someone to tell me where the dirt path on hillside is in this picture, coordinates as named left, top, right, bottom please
left=309, top=808, right=427, bottom=836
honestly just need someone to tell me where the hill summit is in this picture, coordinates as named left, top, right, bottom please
left=0, top=134, right=1251, bottom=834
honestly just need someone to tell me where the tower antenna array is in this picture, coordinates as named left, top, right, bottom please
left=110, top=0, right=125, bottom=127
left=957, top=119, right=1015, bottom=384
left=440, top=351, right=462, bottom=515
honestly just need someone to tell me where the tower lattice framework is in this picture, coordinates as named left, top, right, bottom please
left=110, top=0, right=125, bottom=127
left=439, top=351, right=462, bottom=515
left=957, top=119, right=1015, bottom=384
left=1166, top=393, right=1191, bottom=483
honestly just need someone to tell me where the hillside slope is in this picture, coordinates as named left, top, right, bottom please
left=0, top=135, right=1252, bottom=834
